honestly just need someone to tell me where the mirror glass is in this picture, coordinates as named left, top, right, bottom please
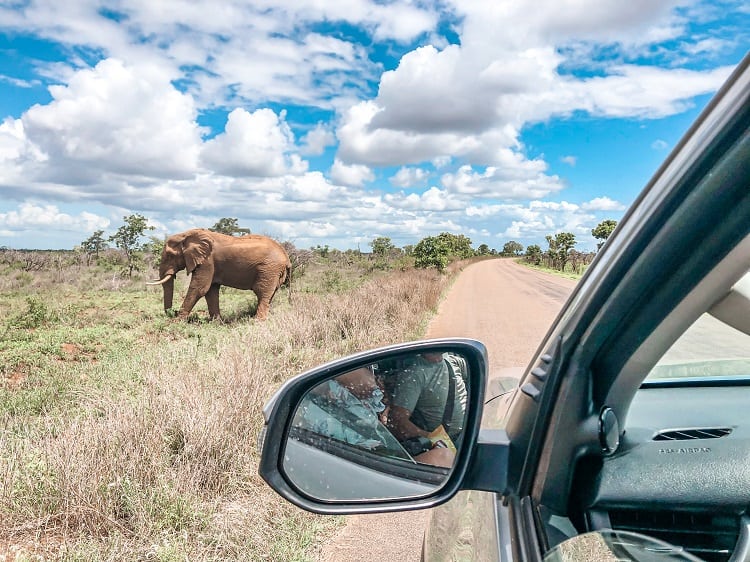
left=281, top=350, right=470, bottom=501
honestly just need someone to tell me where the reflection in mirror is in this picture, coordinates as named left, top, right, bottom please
left=544, top=530, right=704, bottom=561
left=282, top=350, right=470, bottom=502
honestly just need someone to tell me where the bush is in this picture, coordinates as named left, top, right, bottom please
left=7, top=296, right=57, bottom=329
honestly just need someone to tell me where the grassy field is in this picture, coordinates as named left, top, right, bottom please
left=0, top=250, right=458, bottom=561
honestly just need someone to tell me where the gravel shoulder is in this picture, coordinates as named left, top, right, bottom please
left=317, top=259, right=578, bottom=562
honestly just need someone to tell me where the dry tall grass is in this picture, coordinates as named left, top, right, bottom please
left=0, top=261, right=453, bottom=560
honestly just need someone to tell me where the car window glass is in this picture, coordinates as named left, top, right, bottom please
left=291, top=376, right=413, bottom=462
left=647, top=313, right=750, bottom=380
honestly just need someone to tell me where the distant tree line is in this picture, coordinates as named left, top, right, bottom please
left=65, top=215, right=620, bottom=278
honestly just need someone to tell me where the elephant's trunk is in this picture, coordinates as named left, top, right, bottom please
left=162, top=276, right=175, bottom=312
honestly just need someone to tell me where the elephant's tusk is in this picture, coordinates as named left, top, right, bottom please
left=146, top=274, right=173, bottom=286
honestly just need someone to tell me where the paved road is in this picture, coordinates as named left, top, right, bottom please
left=317, top=259, right=577, bottom=562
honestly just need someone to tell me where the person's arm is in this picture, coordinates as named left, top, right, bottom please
left=387, top=405, right=429, bottom=440
left=414, top=446, right=455, bottom=468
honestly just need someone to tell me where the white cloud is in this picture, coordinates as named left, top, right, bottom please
left=2, top=1, right=436, bottom=111
left=561, top=155, right=577, bottom=166
left=651, top=139, right=669, bottom=150
left=20, top=58, right=202, bottom=178
left=299, top=123, right=335, bottom=156
left=329, top=158, right=374, bottom=187
left=390, top=187, right=466, bottom=212
left=463, top=198, right=622, bottom=249
left=334, top=2, right=734, bottom=169
left=432, top=156, right=452, bottom=169
left=390, top=167, right=429, bottom=188
left=371, top=45, right=496, bottom=133
left=682, top=37, right=733, bottom=56
left=337, top=99, right=522, bottom=166
left=441, top=160, right=563, bottom=199
left=0, top=202, right=110, bottom=233
left=581, top=197, right=627, bottom=211
left=201, top=108, right=307, bottom=177
left=575, top=64, right=733, bottom=118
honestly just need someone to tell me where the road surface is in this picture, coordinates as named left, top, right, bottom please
left=316, top=259, right=578, bottom=562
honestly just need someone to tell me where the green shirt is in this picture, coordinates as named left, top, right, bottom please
left=390, top=354, right=467, bottom=438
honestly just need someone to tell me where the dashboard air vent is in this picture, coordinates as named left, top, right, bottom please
left=653, top=427, right=732, bottom=441
left=608, top=509, right=738, bottom=562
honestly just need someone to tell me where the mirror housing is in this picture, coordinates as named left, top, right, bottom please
left=258, top=338, right=491, bottom=514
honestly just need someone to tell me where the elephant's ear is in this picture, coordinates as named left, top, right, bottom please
left=182, top=231, right=213, bottom=273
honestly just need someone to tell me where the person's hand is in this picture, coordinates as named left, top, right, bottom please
left=427, top=425, right=456, bottom=452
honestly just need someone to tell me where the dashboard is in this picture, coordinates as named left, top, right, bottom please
left=574, top=383, right=750, bottom=562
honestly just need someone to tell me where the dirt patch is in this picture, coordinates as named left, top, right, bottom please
left=4, top=364, right=28, bottom=389
left=60, top=343, right=81, bottom=356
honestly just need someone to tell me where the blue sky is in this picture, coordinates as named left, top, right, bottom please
left=0, top=1, right=747, bottom=252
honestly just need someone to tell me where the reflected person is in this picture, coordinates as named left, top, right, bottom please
left=292, top=366, right=389, bottom=450
left=387, top=352, right=468, bottom=455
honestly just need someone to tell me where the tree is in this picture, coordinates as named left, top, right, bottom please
left=143, top=235, right=166, bottom=269
left=80, top=230, right=108, bottom=260
left=591, top=219, right=618, bottom=250
left=210, top=217, right=251, bottom=236
left=435, top=232, right=474, bottom=259
left=109, top=214, right=154, bottom=277
left=525, top=244, right=542, bottom=265
left=370, top=236, right=396, bottom=257
left=413, top=232, right=474, bottom=271
left=545, top=232, right=576, bottom=271
left=502, top=240, right=524, bottom=256
left=414, top=236, right=449, bottom=271
left=476, top=243, right=490, bottom=256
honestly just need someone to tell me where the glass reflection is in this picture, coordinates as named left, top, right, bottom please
left=283, top=351, right=469, bottom=502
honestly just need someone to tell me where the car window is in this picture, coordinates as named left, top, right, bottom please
left=291, top=379, right=415, bottom=463
left=646, top=312, right=750, bottom=380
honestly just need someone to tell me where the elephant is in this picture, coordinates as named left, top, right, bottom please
left=147, top=229, right=291, bottom=320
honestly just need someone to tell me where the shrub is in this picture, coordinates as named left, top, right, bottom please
left=7, top=296, right=57, bottom=329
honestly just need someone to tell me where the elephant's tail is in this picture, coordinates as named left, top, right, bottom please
left=283, top=263, right=293, bottom=303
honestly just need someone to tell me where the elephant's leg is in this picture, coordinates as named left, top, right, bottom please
left=255, top=289, right=272, bottom=320
left=179, top=265, right=215, bottom=319
left=205, top=284, right=221, bottom=319
left=253, top=271, right=283, bottom=320
left=179, top=286, right=204, bottom=318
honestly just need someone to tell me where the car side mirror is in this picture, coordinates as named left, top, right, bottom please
left=258, top=338, right=489, bottom=514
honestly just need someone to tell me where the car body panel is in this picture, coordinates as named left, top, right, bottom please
left=422, top=490, right=501, bottom=561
